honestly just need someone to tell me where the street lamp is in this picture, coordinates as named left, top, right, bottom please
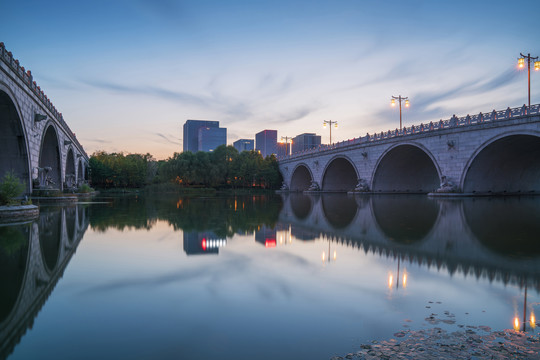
left=280, top=136, right=293, bottom=156
left=518, top=52, right=540, bottom=111
left=391, top=95, right=409, bottom=130
left=323, top=120, right=338, bottom=144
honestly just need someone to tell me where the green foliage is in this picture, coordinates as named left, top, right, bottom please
left=89, top=151, right=154, bottom=188
left=77, top=183, right=94, bottom=193
left=0, top=171, right=25, bottom=205
left=159, top=145, right=283, bottom=190
left=89, top=193, right=283, bottom=236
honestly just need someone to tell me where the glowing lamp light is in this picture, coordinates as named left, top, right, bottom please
left=402, top=273, right=408, bottom=288
left=391, top=98, right=396, bottom=107
left=322, top=251, right=326, bottom=262
left=531, top=313, right=536, bottom=329
left=405, top=99, right=410, bottom=108
left=265, top=239, right=276, bottom=248
left=334, top=122, right=338, bottom=128
left=323, top=122, right=327, bottom=128
left=514, top=317, right=520, bottom=331
left=518, top=58, right=525, bottom=68
left=201, top=238, right=207, bottom=251
left=535, top=61, right=540, bottom=71
left=388, top=274, right=393, bottom=289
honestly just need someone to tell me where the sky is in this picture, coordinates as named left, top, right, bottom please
left=2, top=0, right=540, bottom=160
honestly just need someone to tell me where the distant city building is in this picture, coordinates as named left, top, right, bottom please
left=183, top=231, right=226, bottom=255
left=292, top=133, right=321, bottom=154
left=183, top=120, right=226, bottom=152
left=276, top=142, right=291, bottom=157
left=233, top=139, right=254, bottom=152
left=199, top=127, right=227, bottom=152
left=255, top=226, right=277, bottom=248
left=255, top=130, right=277, bottom=158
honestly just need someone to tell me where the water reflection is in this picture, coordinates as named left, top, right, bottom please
left=372, top=195, right=439, bottom=244
left=463, top=197, right=540, bottom=257
left=0, top=225, right=30, bottom=324
left=0, top=205, right=89, bottom=359
left=321, top=194, right=358, bottom=229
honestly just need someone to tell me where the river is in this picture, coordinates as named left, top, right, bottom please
left=1, top=193, right=539, bottom=359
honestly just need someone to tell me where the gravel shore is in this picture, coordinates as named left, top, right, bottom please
left=332, top=327, right=540, bottom=360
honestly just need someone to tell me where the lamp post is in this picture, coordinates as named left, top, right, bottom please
left=323, top=120, right=338, bottom=144
left=391, top=95, right=409, bottom=130
left=518, top=53, right=540, bottom=111
left=280, top=136, right=293, bottom=156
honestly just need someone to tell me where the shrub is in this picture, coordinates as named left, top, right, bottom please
left=77, top=183, right=94, bottom=193
left=0, top=171, right=25, bottom=205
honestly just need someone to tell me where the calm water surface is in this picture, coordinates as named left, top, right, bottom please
left=1, top=194, right=539, bottom=359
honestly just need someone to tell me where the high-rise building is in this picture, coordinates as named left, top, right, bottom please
left=233, top=139, right=254, bottom=152
left=276, top=142, right=291, bottom=157
left=199, top=127, right=227, bottom=152
left=292, top=133, right=321, bottom=154
left=183, top=120, right=226, bottom=152
left=255, top=130, right=277, bottom=158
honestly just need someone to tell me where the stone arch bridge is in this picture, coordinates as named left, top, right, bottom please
left=0, top=43, right=89, bottom=193
left=0, top=204, right=90, bottom=358
left=279, top=104, right=540, bottom=195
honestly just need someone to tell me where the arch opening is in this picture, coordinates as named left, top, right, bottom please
left=39, top=207, right=62, bottom=272
left=65, top=149, right=76, bottom=189
left=39, top=125, right=61, bottom=189
left=372, top=195, right=439, bottom=244
left=463, top=135, right=540, bottom=194
left=65, top=206, right=77, bottom=243
left=464, top=197, right=540, bottom=257
left=290, top=193, right=313, bottom=220
left=290, top=165, right=312, bottom=191
left=0, top=225, right=30, bottom=323
left=321, top=194, right=358, bottom=229
left=373, top=145, right=439, bottom=193
left=0, top=91, right=30, bottom=193
left=322, top=157, right=357, bottom=192
left=77, top=159, right=83, bottom=186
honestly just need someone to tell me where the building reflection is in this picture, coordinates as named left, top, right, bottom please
left=0, top=204, right=89, bottom=359
left=255, top=226, right=277, bottom=248
left=183, top=231, right=226, bottom=255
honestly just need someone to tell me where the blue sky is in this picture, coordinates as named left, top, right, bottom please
left=2, top=0, right=540, bottom=159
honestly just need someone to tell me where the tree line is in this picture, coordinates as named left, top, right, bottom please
left=89, top=145, right=283, bottom=189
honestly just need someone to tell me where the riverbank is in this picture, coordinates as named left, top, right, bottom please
left=332, top=327, right=539, bottom=360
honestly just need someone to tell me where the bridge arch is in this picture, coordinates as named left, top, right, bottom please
left=289, top=193, right=314, bottom=220
left=290, top=163, right=313, bottom=191
left=462, top=132, right=540, bottom=194
left=372, top=143, right=440, bottom=193
left=0, top=84, right=31, bottom=192
left=371, top=195, right=439, bottom=244
left=77, top=159, right=83, bottom=186
left=321, top=156, right=358, bottom=192
left=321, top=194, right=358, bottom=228
left=65, top=147, right=76, bottom=189
left=0, top=225, right=30, bottom=325
left=39, top=207, right=63, bottom=273
left=39, top=123, right=62, bottom=190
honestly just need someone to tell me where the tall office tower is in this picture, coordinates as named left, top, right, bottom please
left=199, top=127, right=227, bottom=152
left=183, top=120, right=224, bottom=152
left=292, top=133, right=321, bottom=154
left=233, top=139, right=255, bottom=152
left=255, top=130, right=277, bottom=158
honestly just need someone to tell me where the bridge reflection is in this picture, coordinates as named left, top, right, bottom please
left=279, top=194, right=540, bottom=290
left=0, top=204, right=89, bottom=359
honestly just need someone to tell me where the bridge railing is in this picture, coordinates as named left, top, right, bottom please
left=279, top=103, right=540, bottom=160
left=0, top=43, right=88, bottom=159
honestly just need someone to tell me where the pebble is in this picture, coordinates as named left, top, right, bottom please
left=333, top=327, right=540, bottom=359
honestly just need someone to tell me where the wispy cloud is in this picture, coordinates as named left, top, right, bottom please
left=154, top=132, right=180, bottom=145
